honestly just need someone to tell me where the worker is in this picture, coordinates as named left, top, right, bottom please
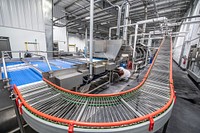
left=24, top=51, right=32, bottom=58
left=117, top=67, right=131, bottom=81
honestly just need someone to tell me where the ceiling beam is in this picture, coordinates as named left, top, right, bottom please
left=54, top=0, right=62, bottom=6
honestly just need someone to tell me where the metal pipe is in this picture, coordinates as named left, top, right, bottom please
left=132, top=17, right=167, bottom=62
left=123, top=2, right=130, bottom=41
left=116, top=6, right=121, bottom=39
left=152, top=0, right=159, bottom=18
left=131, top=17, right=167, bottom=71
left=145, top=34, right=151, bottom=66
left=11, top=96, right=25, bottom=133
left=66, top=28, right=69, bottom=52
left=2, top=52, right=8, bottom=79
left=141, top=4, right=147, bottom=44
left=137, top=17, right=167, bottom=24
left=129, top=34, right=132, bottom=46
left=89, top=0, right=94, bottom=79
left=85, top=27, right=88, bottom=57
left=132, top=23, right=138, bottom=68
left=109, top=23, right=136, bottom=39
left=182, top=20, right=200, bottom=25
left=44, top=56, right=52, bottom=71
left=31, top=53, right=52, bottom=72
left=109, top=17, right=166, bottom=40
left=138, top=37, right=164, bottom=40
left=109, top=28, right=112, bottom=40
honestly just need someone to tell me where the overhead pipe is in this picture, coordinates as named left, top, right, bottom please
left=104, top=0, right=124, bottom=39
left=109, top=23, right=137, bottom=40
left=132, top=17, right=167, bottom=70
left=123, top=2, right=130, bottom=41
left=110, top=17, right=167, bottom=40
left=89, top=0, right=94, bottom=79
left=65, top=2, right=199, bottom=29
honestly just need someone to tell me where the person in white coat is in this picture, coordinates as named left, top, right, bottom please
left=117, top=67, right=131, bottom=81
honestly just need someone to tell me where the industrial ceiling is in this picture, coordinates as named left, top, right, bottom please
left=53, top=0, right=193, bottom=38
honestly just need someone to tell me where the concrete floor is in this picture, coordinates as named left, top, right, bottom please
left=8, top=62, right=200, bottom=133
left=156, top=62, right=200, bottom=133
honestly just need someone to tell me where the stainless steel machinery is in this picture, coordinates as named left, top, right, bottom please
left=187, top=45, right=200, bottom=83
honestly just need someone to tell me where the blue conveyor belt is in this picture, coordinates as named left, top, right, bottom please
left=64, top=60, right=85, bottom=64
left=49, top=60, right=75, bottom=68
left=1, top=62, right=24, bottom=66
left=30, top=61, right=60, bottom=72
left=2, top=68, right=42, bottom=86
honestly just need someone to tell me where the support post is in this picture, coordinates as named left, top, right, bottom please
left=109, top=28, right=112, bottom=40
left=123, top=2, right=130, bottom=41
left=141, top=4, right=147, bottom=44
left=162, top=120, right=169, bottom=133
left=89, top=0, right=94, bottom=79
left=2, top=52, right=10, bottom=88
left=133, top=24, right=138, bottom=63
left=116, top=6, right=121, bottom=39
left=11, top=93, right=25, bottom=133
left=129, top=35, right=133, bottom=46
left=84, top=27, right=88, bottom=57
left=145, top=34, right=151, bottom=65
left=42, top=0, right=53, bottom=57
left=66, top=28, right=69, bottom=52
left=85, top=27, right=88, bottom=47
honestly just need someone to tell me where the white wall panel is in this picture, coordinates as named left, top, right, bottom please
left=68, top=34, right=85, bottom=50
left=173, top=0, right=200, bottom=69
left=8, top=0, right=19, bottom=28
left=0, top=0, right=45, bottom=32
left=36, top=0, right=45, bottom=31
left=30, top=0, right=38, bottom=30
left=0, top=0, right=46, bottom=57
left=0, top=26, right=46, bottom=57
left=53, top=26, right=67, bottom=42
left=16, top=0, right=26, bottom=28
left=0, top=0, right=12, bottom=26
left=0, top=1, right=3, bottom=26
left=53, top=26, right=86, bottom=51
left=23, top=0, right=33, bottom=29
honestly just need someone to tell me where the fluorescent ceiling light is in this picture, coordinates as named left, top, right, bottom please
left=101, top=21, right=110, bottom=25
left=85, top=16, right=90, bottom=20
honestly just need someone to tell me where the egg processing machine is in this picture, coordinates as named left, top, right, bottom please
left=0, top=36, right=175, bottom=133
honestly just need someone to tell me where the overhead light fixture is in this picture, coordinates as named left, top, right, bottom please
left=85, top=16, right=90, bottom=20
left=96, top=31, right=100, bottom=33
left=78, top=27, right=82, bottom=30
left=101, top=22, right=107, bottom=25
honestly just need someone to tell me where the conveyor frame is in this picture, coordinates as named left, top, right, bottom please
left=13, top=36, right=175, bottom=133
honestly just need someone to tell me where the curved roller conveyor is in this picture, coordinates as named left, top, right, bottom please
left=13, top=36, right=175, bottom=133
